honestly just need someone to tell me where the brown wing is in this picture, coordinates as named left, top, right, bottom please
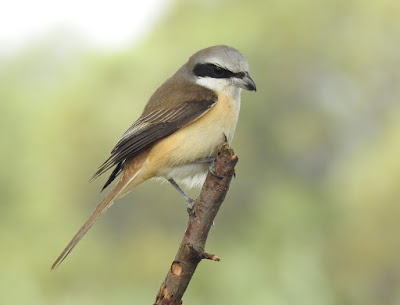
left=93, top=98, right=216, bottom=190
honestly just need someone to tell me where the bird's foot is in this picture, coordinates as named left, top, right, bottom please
left=186, top=198, right=196, bottom=217
left=195, top=157, right=223, bottom=179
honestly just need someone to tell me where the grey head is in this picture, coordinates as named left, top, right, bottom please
left=180, top=45, right=257, bottom=93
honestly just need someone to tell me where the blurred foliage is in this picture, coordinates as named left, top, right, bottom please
left=1, top=0, right=400, bottom=304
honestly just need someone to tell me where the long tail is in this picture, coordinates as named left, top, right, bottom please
left=51, top=155, right=148, bottom=270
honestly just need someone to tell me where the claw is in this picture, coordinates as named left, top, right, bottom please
left=186, top=199, right=196, bottom=217
left=208, top=162, right=223, bottom=179
left=194, top=157, right=223, bottom=179
left=223, top=133, right=228, bottom=143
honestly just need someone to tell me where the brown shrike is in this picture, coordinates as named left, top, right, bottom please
left=52, top=45, right=256, bottom=269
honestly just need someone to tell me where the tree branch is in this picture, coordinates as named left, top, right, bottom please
left=153, top=144, right=238, bottom=305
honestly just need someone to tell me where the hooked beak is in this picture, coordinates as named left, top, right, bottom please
left=233, top=72, right=257, bottom=92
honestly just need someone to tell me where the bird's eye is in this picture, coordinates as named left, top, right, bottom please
left=213, top=66, right=225, bottom=77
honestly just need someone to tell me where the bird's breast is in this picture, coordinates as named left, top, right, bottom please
left=145, top=92, right=241, bottom=187
left=182, top=92, right=241, bottom=147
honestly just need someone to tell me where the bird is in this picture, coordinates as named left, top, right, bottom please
left=51, top=45, right=256, bottom=270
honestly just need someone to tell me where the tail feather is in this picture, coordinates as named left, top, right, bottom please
left=51, top=195, right=114, bottom=270
left=51, top=155, right=147, bottom=270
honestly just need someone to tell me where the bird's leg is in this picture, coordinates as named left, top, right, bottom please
left=194, top=157, right=215, bottom=163
left=168, top=178, right=195, bottom=214
left=194, top=157, right=223, bottom=179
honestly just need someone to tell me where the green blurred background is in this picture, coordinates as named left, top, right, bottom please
left=1, top=0, right=400, bottom=304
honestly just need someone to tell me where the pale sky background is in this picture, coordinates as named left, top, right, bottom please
left=0, top=0, right=170, bottom=52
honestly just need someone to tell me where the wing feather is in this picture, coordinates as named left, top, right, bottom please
left=92, top=98, right=216, bottom=189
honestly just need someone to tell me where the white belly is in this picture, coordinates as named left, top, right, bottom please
left=148, top=91, right=241, bottom=188
left=157, top=162, right=209, bottom=188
